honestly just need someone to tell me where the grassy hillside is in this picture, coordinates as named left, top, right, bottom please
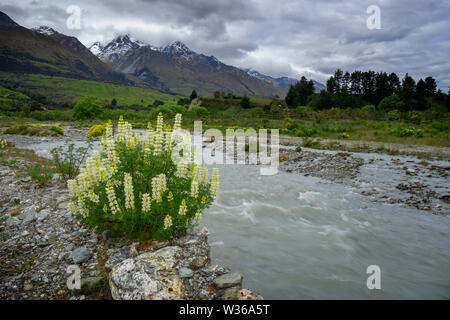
left=0, top=72, right=180, bottom=106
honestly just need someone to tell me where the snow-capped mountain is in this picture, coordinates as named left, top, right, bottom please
left=89, top=34, right=147, bottom=63
left=31, top=26, right=59, bottom=36
left=160, top=41, right=196, bottom=60
left=243, top=68, right=326, bottom=93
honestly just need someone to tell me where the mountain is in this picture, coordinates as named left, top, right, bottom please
left=31, top=26, right=59, bottom=36
left=89, top=34, right=149, bottom=64
left=0, top=12, right=136, bottom=87
left=243, top=68, right=326, bottom=93
left=91, top=37, right=286, bottom=97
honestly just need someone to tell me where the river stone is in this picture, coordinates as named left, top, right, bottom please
left=179, top=267, right=194, bottom=278
left=214, top=272, right=243, bottom=289
left=22, top=212, right=36, bottom=224
left=36, top=210, right=50, bottom=222
left=6, top=216, right=19, bottom=226
left=72, top=247, right=93, bottom=264
left=109, top=246, right=184, bottom=300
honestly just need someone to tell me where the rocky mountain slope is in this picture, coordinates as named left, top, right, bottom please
left=0, top=12, right=136, bottom=87
left=91, top=36, right=287, bottom=97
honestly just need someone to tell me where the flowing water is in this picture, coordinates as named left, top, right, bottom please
left=24, top=135, right=450, bottom=299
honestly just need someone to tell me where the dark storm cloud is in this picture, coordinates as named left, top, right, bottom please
left=1, top=0, right=449, bottom=89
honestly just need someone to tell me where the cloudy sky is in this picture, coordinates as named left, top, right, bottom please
left=1, top=0, right=449, bottom=89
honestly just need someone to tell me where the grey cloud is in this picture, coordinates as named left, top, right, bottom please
left=0, top=0, right=449, bottom=89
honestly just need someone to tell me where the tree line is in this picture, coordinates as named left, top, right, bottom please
left=285, top=70, right=449, bottom=111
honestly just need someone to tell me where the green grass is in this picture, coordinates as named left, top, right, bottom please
left=0, top=72, right=181, bottom=106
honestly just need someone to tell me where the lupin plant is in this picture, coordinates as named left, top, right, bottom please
left=67, top=113, right=219, bottom=240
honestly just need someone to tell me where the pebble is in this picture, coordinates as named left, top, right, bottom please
left=72, top=247, right=93, bottom=264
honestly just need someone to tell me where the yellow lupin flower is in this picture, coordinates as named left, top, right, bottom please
left=164, top=215, right=173, bottom=230
left=142, top=193, right=151, bottom=213
left=124, top=173, right=135, bottom=210
left=178, top=199, right=187, bottom=216
left=191, top=180, right=199, bottom=198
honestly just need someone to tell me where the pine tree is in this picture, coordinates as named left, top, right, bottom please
left=190, top=90, right=198, bottom=101
left=424, top=76, right=437, bottom=97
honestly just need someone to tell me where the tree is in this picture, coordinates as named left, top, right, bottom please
left=350, top=71, right=362, bottom=94
left=285, top=76, right=315, bottom=107
left=447, top=87, right=450, bottom=111
left=240, top=95, right=251, bottom=109
left=190, top=90, right=198, bottom=101
left=374, top=72, right=390, bottom=105
left=285, top=85, right=298, bottom=107
left=416, top=79, right=426, bottom=99
left=377, top=94, right=405, bottom=112
left=388, top=73, right=401, bottom=94
left=401, top=73, right=416, bottom=105
left=73, top=96, right=103, bottom=120
left=326, top=76, right=337, bottom=94
left=213, top=91, right=221, bottom=99
left=424, top=76, right=436, bottom=97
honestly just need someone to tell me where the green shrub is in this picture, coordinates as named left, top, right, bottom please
left=302, top=137, right=321, bottom=148
left=391, top=127, right=424, bottom=137
left=406, top=111, right=421, bottom=124
left=295, top=127, right=317, bottom=137
left=50, top=139, right=93, bottom=181
left=188, top=106, right=209, bottom=117
left=49, top=125, right=64, bottom=135
left=66, top=114, right=219, bottom=240
left=73, top=96, right=103, bottom=120
left=26, top=164, right=53, bottom=186
left=87, top=124, right=107, bottom=138
left=378, top=94, right=405, bottom=112
left=337, top=132, right=350, bottom=139
left=430, top=122, right=448, bottom=132
left=387, top=109, right=401, bottom=118
left=362, top=105, right=376, bottom=113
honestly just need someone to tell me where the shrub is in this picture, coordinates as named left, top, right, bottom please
left=337, top=132, right=350, bottom=139
left=87, top=124, right=107, bottom=138
left=302, top=137, right=321, bottom=148
left=406, top=111, right=421, bottom=124
left=49, top=125, right=64, bottom=135
left=387, top=109, right=401, bottom=119
left=391, top=127, right=424, bottom=137
left=66, top=114, right=219, bottom=240
left=50, top=139, right=93, bottom=181
left=430, top=122, right=448, bottom=132
left=378, top=94, right=405, bottom=112
left=362, top=105, right=376, bottom=113
left=188, top=106, right=209, bottom=117
left=73, top=96, right=103, bottom=120
left=26, top=164, right=53, bottom=186
left=240, top=96, right=251, bottom=109
left=295, top=127, right=317, bottom=137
